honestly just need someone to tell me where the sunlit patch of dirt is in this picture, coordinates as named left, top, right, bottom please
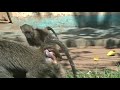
left=60, top=47, right=120, bottom=71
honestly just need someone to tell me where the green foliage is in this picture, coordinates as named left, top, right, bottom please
left=66, top=68, right=120, bottom=78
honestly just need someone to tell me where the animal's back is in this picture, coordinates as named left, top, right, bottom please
left=0, top=39, right=44, bottom=71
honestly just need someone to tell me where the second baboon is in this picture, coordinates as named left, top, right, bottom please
left=0, top=39, right=66, bottom=78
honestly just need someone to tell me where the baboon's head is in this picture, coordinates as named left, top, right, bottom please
left=40, top=63, right=66, bottom=78
left=20, top=24, right=35, bottom=39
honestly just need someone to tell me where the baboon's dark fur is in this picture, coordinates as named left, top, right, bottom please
left=0, top=39, right=66, bottom=78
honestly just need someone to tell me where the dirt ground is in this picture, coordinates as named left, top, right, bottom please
left=61, top=47, right=120, bottom=71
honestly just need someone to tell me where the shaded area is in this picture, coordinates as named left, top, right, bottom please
left=10, top=69, right=27, bottom=78
left=71, top=51, right=92, bottom=54
left=73, top=12, right=115, bottom=29
left=71, top=51, right=93, bottom=60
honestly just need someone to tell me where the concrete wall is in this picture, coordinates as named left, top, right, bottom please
left=11, top=12, right=78, bottom=28
left=10, top=12, right=120, bottom=33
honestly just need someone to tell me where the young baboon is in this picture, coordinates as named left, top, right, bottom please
left=20, top=24, right=62, bottom=60
left=0, top=39, right=66, bottom=78
left=20, top=24, right=58, bottom=46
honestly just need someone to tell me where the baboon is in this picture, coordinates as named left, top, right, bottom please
left=20, top=24, right=58, bottom=47
left=20, top=24, right=62, bottom=60
left=0, top=39, right=66, bottom=78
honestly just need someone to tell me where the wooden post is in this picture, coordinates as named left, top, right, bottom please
left=6, top=12, right=12, bottom=23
